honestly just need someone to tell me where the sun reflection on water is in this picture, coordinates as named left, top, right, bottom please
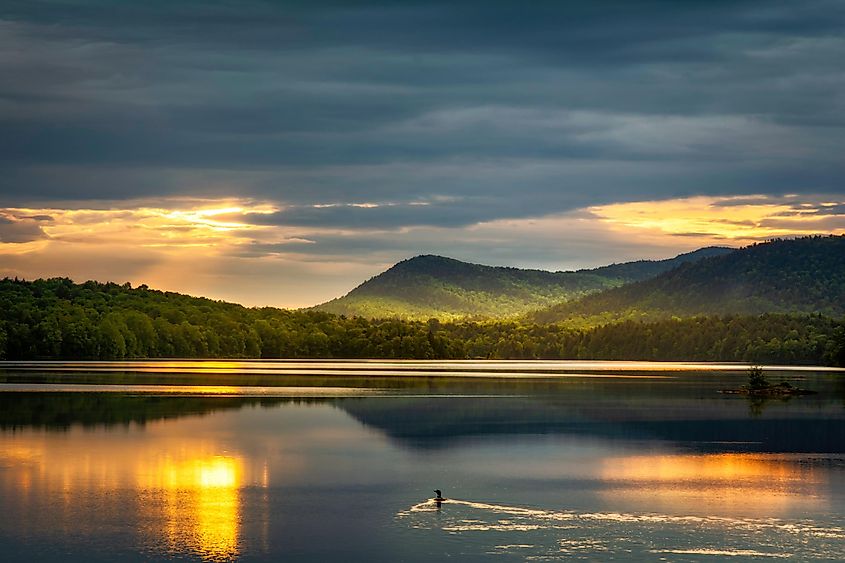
left=139, top=455, right=243, bottom=561
left=0, top=431, right=262, bottom=562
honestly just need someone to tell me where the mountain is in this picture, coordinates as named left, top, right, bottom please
left=531, top=235, right=845, bottom=325
left=314, top=247, right=733, bottom=320
left=2, top=274, right=842, bottom=364
left=583, top=246, right=734, bottom=280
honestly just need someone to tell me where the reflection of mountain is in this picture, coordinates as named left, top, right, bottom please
left=337, top=396, right=845, bottom=454
left=0, top=393, right=324, bottom=430
left=5, top=391, right=845, bottom=455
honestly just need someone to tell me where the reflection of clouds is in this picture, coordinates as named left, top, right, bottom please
left=0, top=402, right=385, bottom=559
left=0, top=423, right=270, bottom=562
left=599, top=453, right=828, bottom=516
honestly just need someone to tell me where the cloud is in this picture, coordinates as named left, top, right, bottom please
left=2, top=194, right=840, bottom=308
left=1, top=1, right=844, bottom=302
left=590, top=194, right=845, bottom=241
left=0, top=213, right=48, bottom=243
left=0, top=1, right=843, bottom=218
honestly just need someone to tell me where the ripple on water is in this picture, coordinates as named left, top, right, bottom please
left=397, top=498, right=845, bottom=561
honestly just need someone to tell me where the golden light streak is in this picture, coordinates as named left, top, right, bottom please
left=140, top=455, right=243, bottom=561
left=603, top=453, right=803, bottom=481
left=2, top=195, right=842, bottom=260
left=600, top=453, right=826, bottom=515
left=0, top=199, right=281, bottom=251
left=0, top=427, right=271, bottom=562
left=1, top=194, right=843, bottom=307
left=591, top=194, right=845, bottom=241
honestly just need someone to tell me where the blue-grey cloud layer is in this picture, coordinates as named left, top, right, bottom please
left=2, top=0, right=844, bottom=228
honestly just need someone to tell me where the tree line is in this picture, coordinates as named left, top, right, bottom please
left=1, top=277, right=843, bottom=365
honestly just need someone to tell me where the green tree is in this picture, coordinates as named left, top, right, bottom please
left=747, top=365, right=768, bottom=390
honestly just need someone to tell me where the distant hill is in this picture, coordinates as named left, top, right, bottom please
left=531, top=236, right=845, bottom=325
left=314, top=247, right=733, bottom=320
left=583, top=246, right=733, bottom=281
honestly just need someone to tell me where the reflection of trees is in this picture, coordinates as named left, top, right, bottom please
left=0, top=393, right=328, bottom=431
left=835, top=375, right=845, bottom=408
left=746, top=395, right=794, bottom=418
left=747, top=395, right=767, bottom=417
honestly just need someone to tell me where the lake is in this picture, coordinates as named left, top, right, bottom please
left=1, top=360, right=844, bottom=561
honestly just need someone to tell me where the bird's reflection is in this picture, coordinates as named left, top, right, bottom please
left=434, top=489, right=446, bottom=510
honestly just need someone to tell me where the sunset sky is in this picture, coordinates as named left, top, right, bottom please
left=1, top=1, right=844, bottom=307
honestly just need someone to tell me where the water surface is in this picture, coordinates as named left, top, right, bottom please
left=1, top=360, right=844, bottom=561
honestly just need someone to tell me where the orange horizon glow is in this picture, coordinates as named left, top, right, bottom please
left=0, top=193, right=842, bottom=307
left=590, top=194, right=845, bottom=241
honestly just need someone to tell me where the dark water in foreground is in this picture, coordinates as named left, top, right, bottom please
left=1, top=361, right=844, bottom=562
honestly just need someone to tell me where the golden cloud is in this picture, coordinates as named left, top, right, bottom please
left=590, top=194, right=845, bottom=241
left=0, top=194, right=842, bottom=307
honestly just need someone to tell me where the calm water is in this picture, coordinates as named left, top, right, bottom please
left=1, top=361, right=844, bottom=562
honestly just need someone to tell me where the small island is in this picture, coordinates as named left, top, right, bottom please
left=720, top=366, right=818, bottom=397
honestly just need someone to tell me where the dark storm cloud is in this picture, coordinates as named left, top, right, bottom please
left=225, top=200, right=489, bottom=229
left=1, top=0, right=844, bottom=228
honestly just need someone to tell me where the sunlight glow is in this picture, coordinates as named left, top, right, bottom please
left=600, top=453, right=826, bottom=515
left=0, top=431, right=270, bottom=562
left=0, top=199, right=281, bottom=251
left=590, top=194, right=845, bottom=242
left=0, top=193, right=842, bottom=307
left=162, top=204, right=276, bottom=232
left=144, top=455, right=244, bottom=561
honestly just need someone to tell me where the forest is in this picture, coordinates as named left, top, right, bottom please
left=316, top=247, right=731, bottom=320
left=533, top=235, right=845, bottom=324
left=1, top=277, right=843, bottom=365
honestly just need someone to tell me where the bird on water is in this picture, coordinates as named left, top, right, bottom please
left=434, top=489, right=445, bottom=501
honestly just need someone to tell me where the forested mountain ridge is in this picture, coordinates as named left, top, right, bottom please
left=0, top=277, right=842, bottom=365
left=584, top=246, right=733, bottom=281
left=531, top=235, right=845, bottom=325
left=315, top=247, right=733, bottom=320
